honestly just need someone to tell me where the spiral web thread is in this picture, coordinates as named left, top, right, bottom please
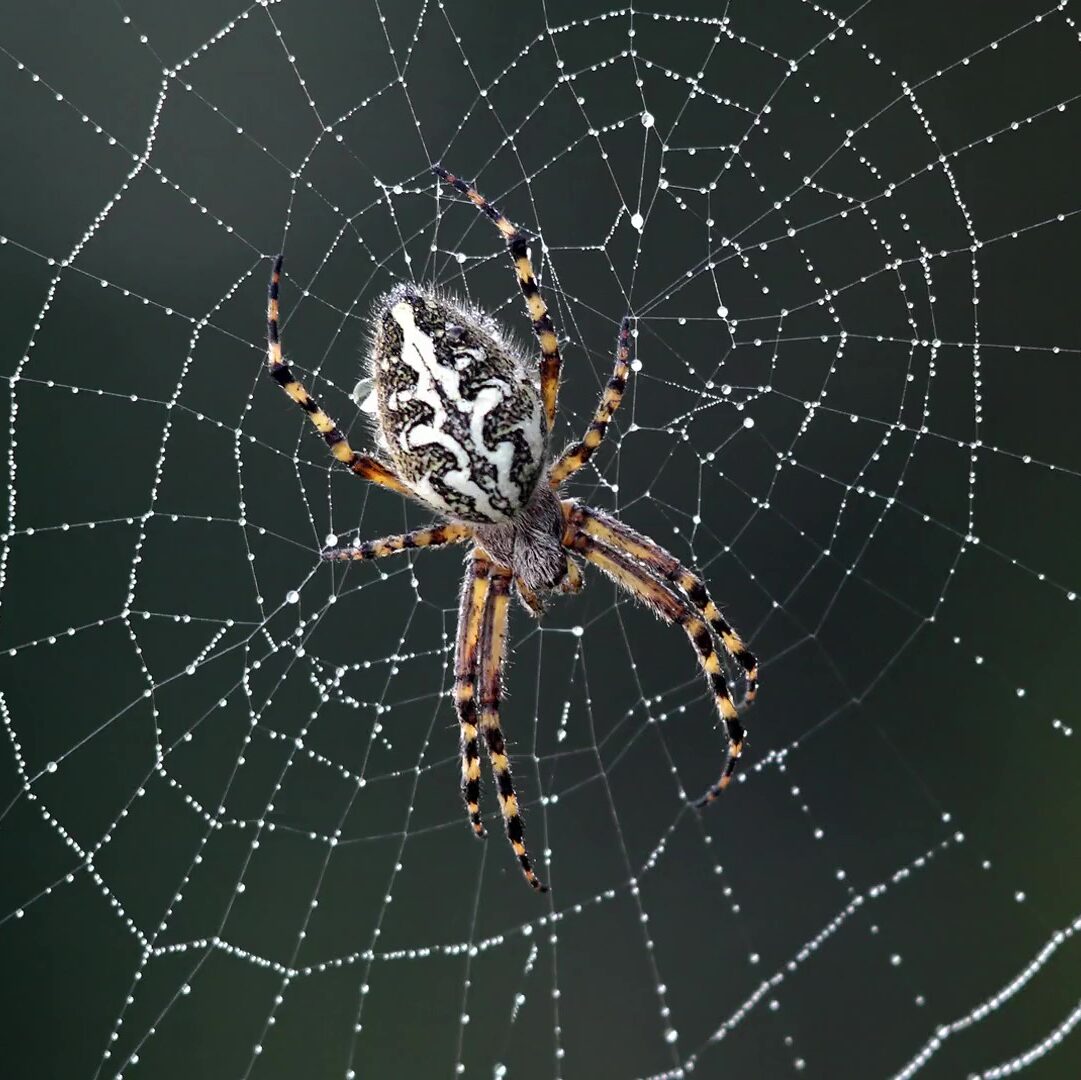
left=1, top=2, right=1080, bottom=1077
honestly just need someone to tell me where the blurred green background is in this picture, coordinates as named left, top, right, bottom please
left=1, top=2, right=1079, bottom=1078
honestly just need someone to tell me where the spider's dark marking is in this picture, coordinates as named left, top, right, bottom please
left=691, top=625, right=713, bottom=655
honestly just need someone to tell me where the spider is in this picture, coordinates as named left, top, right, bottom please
left=264, top=165, right=759, bottom=891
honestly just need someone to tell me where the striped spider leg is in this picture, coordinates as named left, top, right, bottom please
left=550, top=319, right=758, bottom=800
left=455, top=552, right=490, bottom=840
left=432, top=166, right=564, bottom=431
left=266, top=255, right=413, bottom=497
left=567, top=504, right=759, bottom=706
left=550, top=316, right=634, bottom=485
left=320, top=523, right=472, bottom=561
left=454, top=550, right=547, bottom=888
left=477, top=560, right=547, bottom=891
left=562, top=509, right=753, bottom=804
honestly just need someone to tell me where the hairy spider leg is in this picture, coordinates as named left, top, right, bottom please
left=478, top=563, right=548, bottom=891
left=266, top=255, right=412, bottom=497
left=560, top=556, right=584, bottom=594
left=565, top=502, right=759, bottom=704
left=514, top=578, right=546, bottom=616
left=564, top=524, right=746, bottom=805
left=550, top=316, right=633, bottom=485
left=432, top=166, right=563, bottom=432
left=321, top=523, right=473, bottom=561
left=455, top=552, right=491, bottom=839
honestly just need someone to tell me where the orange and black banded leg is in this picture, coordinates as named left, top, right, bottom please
left=432, top=166, right=563, bottom=431
left=455, top=551, right=491, bottom=839
left=550, top=317, right=633, bottom=485
left=321, top=523, right=473, bottom=561
left=478, top=563, right=547, bottom=891
left=565, top=501, right=758, bottom=704
left=266, top=255, right=412, bottom=497
left=563, top=526, right=746, bottom=806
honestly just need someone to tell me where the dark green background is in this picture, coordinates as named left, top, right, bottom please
left=1, top=2, right=1079, bottom=1078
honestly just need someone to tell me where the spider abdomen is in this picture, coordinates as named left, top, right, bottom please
left=370, top=286, right=547, bottom=523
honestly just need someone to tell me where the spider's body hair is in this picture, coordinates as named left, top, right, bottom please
left=474, top=482, right=567, bottom=593
left=368, top=283, right=547, bottom=525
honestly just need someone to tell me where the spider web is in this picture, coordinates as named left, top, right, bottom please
left=1, top=1, right=1080, bottom=1076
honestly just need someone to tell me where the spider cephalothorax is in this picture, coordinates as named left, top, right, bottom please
left=264, top=165, right=759, bottom=891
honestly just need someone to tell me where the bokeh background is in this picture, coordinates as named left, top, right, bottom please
left=1, top=2, right=1079, bottom=1078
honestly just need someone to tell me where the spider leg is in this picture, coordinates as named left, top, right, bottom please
left=478, top=562, right=548, bottom=891
left=515, top=578, right=546, bottom=617
left=560, top=556, right=584, bottom=594
left=563, top=524, right=746, bottom=806
left=455, top=551, right=491, bottom=839
left=321, top=523, right=473, bottom=561
left=266, top=255, right=411, bottom=497
left=550, top=317, right=632, bottom=486
left=432, top=166, right=563, bottom=432
left=564, top=501, right=758, bottom=704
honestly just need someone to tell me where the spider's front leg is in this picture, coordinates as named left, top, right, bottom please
left=320, top=523, right=472, bottom=561
left=266, top=255, right=411, bottom=497
left=432, top=166, right=564, bottom=430
left=550, top=316, right=633, bottom=485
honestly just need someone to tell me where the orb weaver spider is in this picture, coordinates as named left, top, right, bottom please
left=264, top=166, right=759, bottom=890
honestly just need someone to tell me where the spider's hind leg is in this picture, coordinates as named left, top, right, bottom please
left=563, top=523, right=747, bottom=806
left=455, top=552, right=491, bottom=839
left=566, top=501, right=758, bottom=704
left=480, top=564, right=548, bottom=891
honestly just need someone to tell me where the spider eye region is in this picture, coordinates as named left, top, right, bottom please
left=369, top=286, right=547, bottom=524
